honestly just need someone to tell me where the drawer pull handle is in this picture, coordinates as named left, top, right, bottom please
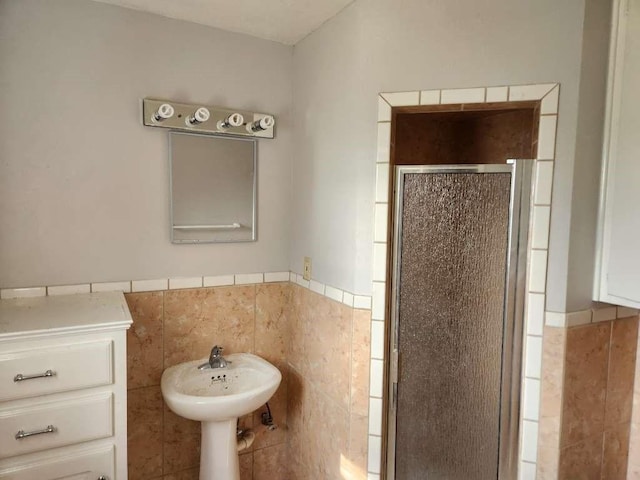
left=13, top=369, right=56, bottom=382
left=15, top=424, right=57, bottom=440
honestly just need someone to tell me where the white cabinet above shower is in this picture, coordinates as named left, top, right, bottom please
left=595, top=0, right=640, bottom=308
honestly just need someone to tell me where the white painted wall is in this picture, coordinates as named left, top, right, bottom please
left=290, top=0, right=603, bottom=312
left=0, top=0, right=293, bottom=288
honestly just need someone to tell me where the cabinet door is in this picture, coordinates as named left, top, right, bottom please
left=597, top=0, right=640, bottom=307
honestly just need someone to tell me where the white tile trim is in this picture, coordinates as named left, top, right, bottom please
left=370, top=82, right=560, bottom=476
left=0, top=287, right=47, bottom=299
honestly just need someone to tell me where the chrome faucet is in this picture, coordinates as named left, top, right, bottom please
left=198, top=345, right=229, bottom=370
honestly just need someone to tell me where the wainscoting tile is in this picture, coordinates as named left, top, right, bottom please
left=440, top=87, right=485, bottom=104
left=419, top=89, right=440, bottom=105
left=128, top=386, right=163, bottom=479
left=377, top=122, right=391, bottom=163
left=486, top=86, right=508, bottom=103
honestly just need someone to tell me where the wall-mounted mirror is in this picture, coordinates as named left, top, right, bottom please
left=169, top=132, right=256, bottom=243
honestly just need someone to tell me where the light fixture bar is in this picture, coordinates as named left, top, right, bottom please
left=142, top=98, right=275, bottom=139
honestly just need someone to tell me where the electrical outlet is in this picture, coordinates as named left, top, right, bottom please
left=303, top=257, right=312, bottom=281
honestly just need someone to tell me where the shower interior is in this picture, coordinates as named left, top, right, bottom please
left=384, top=103, right=540, bottom=479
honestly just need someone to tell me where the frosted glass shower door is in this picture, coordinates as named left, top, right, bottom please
left=387, top=163, right=531, bottom=480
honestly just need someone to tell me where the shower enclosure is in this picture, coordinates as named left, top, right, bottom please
left=386, top=161, right=532, bottom=479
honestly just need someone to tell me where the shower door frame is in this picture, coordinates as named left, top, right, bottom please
left=386, top=160, right=532, bottom=479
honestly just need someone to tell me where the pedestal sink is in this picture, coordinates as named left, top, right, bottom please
left=161, top=353, right=282, bottom=480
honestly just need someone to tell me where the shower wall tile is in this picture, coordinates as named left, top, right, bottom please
left=440, top=87, right=485, bottom=104
left=380, top=91, right=420, bottom=107
left=125, top=291, right=164, bottom=389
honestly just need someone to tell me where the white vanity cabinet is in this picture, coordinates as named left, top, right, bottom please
left=0, top=292, right=132, bottom=479
left=595, top=0, right=640, bottom=307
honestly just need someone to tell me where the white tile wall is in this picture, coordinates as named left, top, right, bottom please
left=354, top=295, right=372, bottom=310
left=534, top=162, right=554, bottom=205
left=528, top=250, right=548, bottom=293
left=343, top=291, right=355, bottom=307
left=526, top=293, right=545, bottom=336
left=377, top=122, right=391, bottom=163
left=486, top=86, right=508, bottom=102
left=375, top=164, right=390, bottom=202
left=309, top=279, right=325, bottom=295
left=521, top=420, right=539, bottom=462
left=509, top=84, right=556, bottom=102
left=372, top=243, right=387, bottom=282
left=525, top=336, right=543, bottom=379
left=264, top=271, right=290, bottom=282
left=371, top=320, right=385, bottom=359
left=325, top=285, right=344, bottom=303
left=441, top=87, right=485, bottom=104
left=369, top=397, right=383, bottom=435
left=419, top=89, right=440, bottom=105
left=169, top=277, right=202, bottom=289
left=374, top=204, right=389, bottom=243
left=91, top=281, right=131, bottom=293
left=381, top=91, right=420, bottom=107
left=519, top=462, right=537, bottom=480
left=203, top=275, right=235, bottom=287
left=523, top=378, right=541, bottom=421
left=48, top=284, right=91, bottom=296
left=372, top=281, right=385, bottom=320
left=540, top=86, right=559, bottom=115
left=369, top=359, right=384, bottom=398
left=0, top=286, right=47, bottom=299
left=368, top=435, right=382, bottom=473
left=235, top=273, right=264, bottom=285
left=531, top=206, right=551, bottom=249
left=131, top=278, right=168, bottom=292
left=378, top=97, right=391, bottom=122
left=536, top=115, right=558, bottom=159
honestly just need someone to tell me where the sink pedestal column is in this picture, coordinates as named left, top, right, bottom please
left=200, top=418, right=239, bottom=480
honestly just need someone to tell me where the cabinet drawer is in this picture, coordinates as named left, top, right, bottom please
left=0, top=341, right=113, bottom=402
left=0, top=445, right=114, bottom=480
left=0, top=393, right=113, bottom=460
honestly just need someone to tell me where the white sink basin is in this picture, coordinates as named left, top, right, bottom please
left=161, top=352, right=282, bottom=422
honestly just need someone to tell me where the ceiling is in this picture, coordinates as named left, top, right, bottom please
left=91, top=0, right=355, bottom=45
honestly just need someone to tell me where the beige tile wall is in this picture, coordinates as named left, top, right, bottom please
left=537, top=315, right=639, bottom=480
left=286, top=284, right=371, bottom=479
left=125, top=283, right=291, bottom=480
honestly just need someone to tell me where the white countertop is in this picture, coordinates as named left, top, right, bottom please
left=0, top=292, right=132, bottom=340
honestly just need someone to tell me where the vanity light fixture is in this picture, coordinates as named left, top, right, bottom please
left=153, top=103, right=175, bottom=122
left=248, top=115, right=275, bottom=132
left=217, top=113, right=244, bottom=130
left=142, top=98, right=275, bottom=139
left=186, top=107, right=210, bottom=126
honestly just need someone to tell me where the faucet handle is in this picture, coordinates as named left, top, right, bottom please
left=212, top=345, right=224, bottom=357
